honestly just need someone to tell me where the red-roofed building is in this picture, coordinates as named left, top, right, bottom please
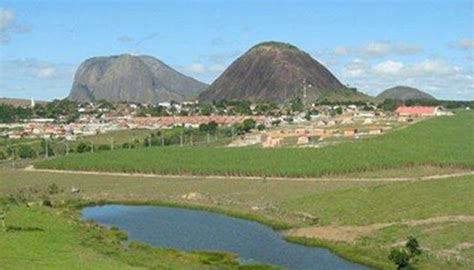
left=395, top=106, right=445, bottom=117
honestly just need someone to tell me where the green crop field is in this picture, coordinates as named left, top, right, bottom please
left=36, top=112, right=474, bottom=177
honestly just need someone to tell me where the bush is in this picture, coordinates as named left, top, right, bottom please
left=47, top=183, right=60, bottom=195
left=389, top=236, right=422, bottom=270
left=17, top=145, right=36, bottom=159
left=76, top=142, right=91, bottom=153
left=242, top=119, right=256, bottom=132
left=271, top=119, right=281, bottom=127
left=389, top=249, right=411, bottom=269
left=257, top=124, right=266, bottom=131
left=97, top=144, right=111, bottom=151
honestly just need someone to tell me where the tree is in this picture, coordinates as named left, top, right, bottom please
left=17, top=145, right=36, bottom=159
left=0, top=205, right=8, bottom=232
left=76, top=142, right=91, bottom=153
left=97, top=144, right=111, bottom=151
left=257, top=124, right=266, bottom=131
left=382, top=99, right=402, bottom=112
left=40, top=139, right=54, bottom=157
left=242, top=119, right=256, bottom=132
left=389, top=249, right=411, bottom=270
left=406, top=236, right=422, bottom=256
left=231, top=123, right=245, bottom=135
left=47, top=183, right=60, bottom=195
left=291, top=96, right=304, bottom=112
left=389, top=236, right=422, bottom=270
left=271, top=119, right=281, bottom=127
left=199, top=123, right=209, bottom=133
left=207, top=121, right=218, bottom=134
left=200, top=104, right=214, bottom=116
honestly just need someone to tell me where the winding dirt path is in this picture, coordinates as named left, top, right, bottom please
left=22, top=166, right=474, bottom=182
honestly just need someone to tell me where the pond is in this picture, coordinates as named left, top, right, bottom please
left=82, top=205, right=370, bottom=270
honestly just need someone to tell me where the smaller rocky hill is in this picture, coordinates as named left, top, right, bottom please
left=377, top=86, right=436, bottom=101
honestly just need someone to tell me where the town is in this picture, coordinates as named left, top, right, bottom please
left=0, top=97, right=459, bottom=152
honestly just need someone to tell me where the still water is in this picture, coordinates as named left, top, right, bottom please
left=82, top=205, right=369, bottom=270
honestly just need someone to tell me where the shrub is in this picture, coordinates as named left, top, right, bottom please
left=97, top=144, right=111, bottom=151
left=47, top=183, right=60, bottom=195
left=76, top=142, right=91, bottom=153
left=242, top=119, right=256, bottom=132
left=389, top=236, right=422, bottom=270
left=17, top=145, right=36, bottom=159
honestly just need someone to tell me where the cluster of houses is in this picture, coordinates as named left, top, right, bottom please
left=1, top=103, right=452, bottom=142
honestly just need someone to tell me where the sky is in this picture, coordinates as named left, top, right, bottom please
left=0, top=0, right=473, bottom=101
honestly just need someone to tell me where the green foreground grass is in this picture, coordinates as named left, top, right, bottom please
left=0, top=204, right=276, bottom=270
left=36, top=112, right=474, bottom=177
left=1, top=170, right=473, bottom=269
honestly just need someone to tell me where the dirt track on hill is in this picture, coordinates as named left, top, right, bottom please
left=285, top=215, right=474, bottom=242
left=23, top=166, right=474, bottom=182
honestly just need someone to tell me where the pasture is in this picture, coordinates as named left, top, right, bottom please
left=0, top=205, right=271, bottom=269
left=1, top=169, right=473, bottom=269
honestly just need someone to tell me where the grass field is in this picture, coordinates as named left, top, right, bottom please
left=1, top=170, right=473, bottom=269
left=36, top=112, right=474, bottom=177
left=0, top=205, right=275, bottom=269
left=3, top=112, right=473, bottom=269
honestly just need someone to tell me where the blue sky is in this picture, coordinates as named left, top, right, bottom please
left=1, top=0, right=473, bottom=100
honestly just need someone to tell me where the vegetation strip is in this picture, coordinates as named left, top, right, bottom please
left=26, top=166, right=474, bottom=182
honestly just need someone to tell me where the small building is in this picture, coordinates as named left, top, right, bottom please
left=297, top=136, right=310, bottom=145
left=369, top=128, right=383, bottom=135
left=363, top=118, right=373, bottom=125
left=343, top=128, right=358, bottom=137
left=262, top=136, right=282, bottom=148
left=341, top=116, right=354, bottom=125
left=395, top=106, right=446, bottom=117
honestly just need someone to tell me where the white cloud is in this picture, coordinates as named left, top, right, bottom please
left=0, top=58, right=73, bottom=80
left=0, top=8, right=15, bottom=30
left=342, top=58, right=369, bottom=78
left=360, top=42, right=421, bottom=57
left=373, top=60, right=404, bottom=75
left=36, top=66, right=58, bottom=79
left=0, top=8, right=30, bottom=44
left=208, top=64, right=226, bottom=73
left=333, top=46, right=350, bottom=56
left=183, top=63, right=207, bottom=74
left=327, top=41, right=422, bottom=58
left=450, top=38, right=474, bottom=50
left=207, top=50, right=241, bottom=64
left=337, top=57, right=473, bottom=100
left=407, top=59, right=455, bottom=76
left=181, top=63, right=227, bottom=77
left=117, top=35, right=134, bottom=43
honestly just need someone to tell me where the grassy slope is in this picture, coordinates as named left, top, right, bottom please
left=281, top=175, right=474, bottom=225
left=0, top=170, right=377, bottom=227
left=0, top=205, right=276, bottom=270
left=36, top=112, right=474, bottom=177
left=1, top=170, right=473, bottom=269
left=282, top=176, right=474, bottom=269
